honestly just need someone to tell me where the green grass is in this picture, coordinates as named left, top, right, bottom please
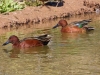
left=0, top=0, right=25, bottom=13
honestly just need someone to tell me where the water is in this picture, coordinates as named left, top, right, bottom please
left=0, top=14, right=100, bottom=75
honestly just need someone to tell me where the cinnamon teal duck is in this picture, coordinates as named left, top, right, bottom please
left=52, top=19, right=94, bottom=33
left=2, top=34, right=51, bottom=48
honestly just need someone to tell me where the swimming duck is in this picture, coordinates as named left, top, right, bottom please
left=52, top=19, right=94, bottom=33
left=2, top=34, right=51, bottom=48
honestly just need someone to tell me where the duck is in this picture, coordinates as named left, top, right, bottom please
left=2, top=34, right=51, bottom=48
left=52, top=19, right=94, bottom=33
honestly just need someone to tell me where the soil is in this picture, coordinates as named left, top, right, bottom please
left=0, top=0, right=100, bottom=29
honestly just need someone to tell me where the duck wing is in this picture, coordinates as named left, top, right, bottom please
left=22, top=34, right=51, bottom=45
left=70, top=19, right=92, bottom=28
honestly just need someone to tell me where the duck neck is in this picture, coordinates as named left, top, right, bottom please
left=12, top=41, right=20, bottom=47
left=61, top=25, right=67, bottom=28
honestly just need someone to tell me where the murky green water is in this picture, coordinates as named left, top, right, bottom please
left=0, top=14, right=100, bottom=75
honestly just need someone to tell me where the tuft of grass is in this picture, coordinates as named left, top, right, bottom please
left=0, top=0, right=25, bottom=13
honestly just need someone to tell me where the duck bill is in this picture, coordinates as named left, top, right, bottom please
left=2, top=40, right=10, bottom=46
left=52, top=24, right=59, bottom=29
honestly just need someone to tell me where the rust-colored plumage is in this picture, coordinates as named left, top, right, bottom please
left=53, top=19, right=94, bottom=33
left=2, top=34, right=51, bottom=48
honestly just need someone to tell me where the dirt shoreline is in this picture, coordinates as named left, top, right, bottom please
left=0, top=0, right=100, bottom=29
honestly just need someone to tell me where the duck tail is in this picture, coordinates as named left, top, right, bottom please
left=41, top=40, right=50, bottom=45
left=38, top=34, right=51, bottom=45
left=85, top=27, right=95, bottom=31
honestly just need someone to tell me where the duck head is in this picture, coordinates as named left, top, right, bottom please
left=2, top=35, right=20, bottom=46
left=53, top=20, right=68, bottom=29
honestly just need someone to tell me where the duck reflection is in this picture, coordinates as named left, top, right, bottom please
left=61, top=33, right=83, bottom=40
left=3, top=46, right=50, bottom=58
left=61, top=31, right=94, bottom=40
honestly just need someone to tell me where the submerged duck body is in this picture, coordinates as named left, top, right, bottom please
left=2, top=34, right=51, bottom=48
left=53, top=19, right=94, bottom=33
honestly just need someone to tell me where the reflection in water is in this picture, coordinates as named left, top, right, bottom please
left=61, top=31, right=94, bottom=41
left=3, top=46, right=50, bottom=58
left=61, top=33, right=85, bottom=40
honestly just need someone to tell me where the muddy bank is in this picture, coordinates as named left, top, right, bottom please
left=0, top=0, right=100, bottom=29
